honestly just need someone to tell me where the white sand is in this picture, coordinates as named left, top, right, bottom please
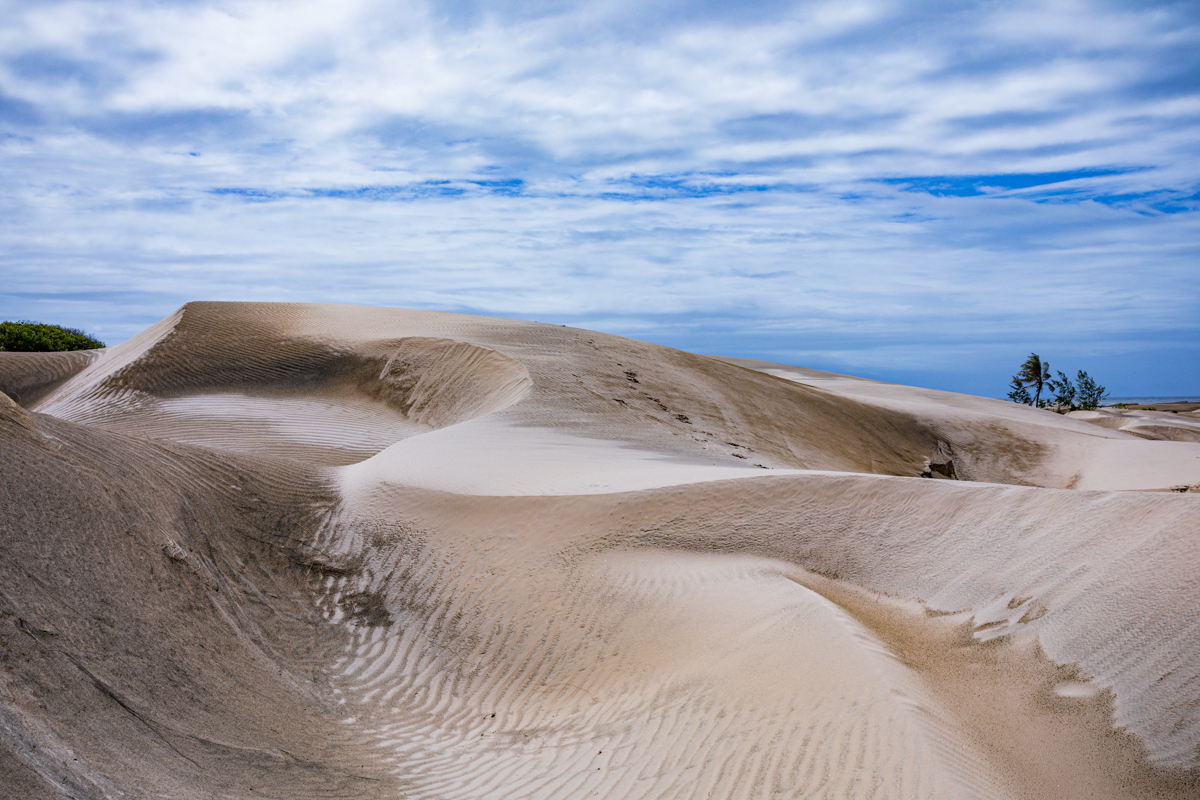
left=1, top=301, right=1197, bottom=800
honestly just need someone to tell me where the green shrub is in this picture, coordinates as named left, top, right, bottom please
left=1050, top=370, right=1076, bottom=410
left=1005, top=378, right=1032, bottom=404
left=1074, top=370, right=1108, bottom=411
left=0, top=321, right=105, bottom=352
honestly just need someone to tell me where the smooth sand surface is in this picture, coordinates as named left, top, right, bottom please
left=2, top=301, right=1198, bottom=800
left=1069, top=408, right=1200, bottom=445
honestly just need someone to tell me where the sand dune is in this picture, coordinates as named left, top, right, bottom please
left=1070, top=407, right=1200, bottom=445
left=2, top=301, right=1198, bottom=799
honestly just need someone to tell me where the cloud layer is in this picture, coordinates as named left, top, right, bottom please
left=3, top=0, right=1198, bottom=395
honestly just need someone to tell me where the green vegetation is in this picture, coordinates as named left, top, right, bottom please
left=1051, top=370, right=1076, bottom=409
left=1007, top=354, right=1108, bottom=411
left=0, top=321, right=105, bottom=352
left=1005, top=377, right=1032, bottom=405
left=1010, top=353, right=1052, bottom=406
left=1073, top=371, right=1108, bottom=410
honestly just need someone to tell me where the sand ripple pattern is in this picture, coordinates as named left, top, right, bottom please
left=311, top=512, right=1008, bottom=800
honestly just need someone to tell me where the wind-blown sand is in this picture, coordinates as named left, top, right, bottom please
left=1, top=301, right=1197, bottom=800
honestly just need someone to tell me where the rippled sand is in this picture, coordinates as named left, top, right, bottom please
left=1, top=301, right=1198, bottom=799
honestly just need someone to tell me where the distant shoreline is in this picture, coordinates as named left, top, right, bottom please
left=1105, top=396, right=1200, bottom=405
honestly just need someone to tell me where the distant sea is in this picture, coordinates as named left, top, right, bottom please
left=1105, top=396, right=1200, bottom=405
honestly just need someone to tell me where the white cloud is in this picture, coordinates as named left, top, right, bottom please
left=1, top=0, right=1198, bottom=395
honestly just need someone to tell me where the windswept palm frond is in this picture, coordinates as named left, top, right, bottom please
left=1014, top=353, right=1051, bottom=406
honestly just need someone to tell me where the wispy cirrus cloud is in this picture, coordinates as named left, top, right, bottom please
left=2, top=0, right=1198, bottom=395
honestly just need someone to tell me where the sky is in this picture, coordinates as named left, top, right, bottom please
left=2, top=0, right=1198, bottom=397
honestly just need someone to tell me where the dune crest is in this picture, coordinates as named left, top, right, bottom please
left=372, top=336, right=532, bottom=428
left=2, top=302, right=1198, bottom=799
left=27, top=304, right=532, bottom=466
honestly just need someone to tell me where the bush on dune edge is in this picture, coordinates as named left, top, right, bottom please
left=0, top=320, right=105, bottom=352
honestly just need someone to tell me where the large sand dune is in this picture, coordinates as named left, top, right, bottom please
left=2, top=301, right=1198, bottom=799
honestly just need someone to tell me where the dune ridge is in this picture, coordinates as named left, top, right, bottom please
left=2, top=301, right=1198, bottom=799
left=1069, top=407, right=1200, bottom=445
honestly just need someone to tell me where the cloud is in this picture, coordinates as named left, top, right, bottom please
left=1, top=0, right=1198, bottom=395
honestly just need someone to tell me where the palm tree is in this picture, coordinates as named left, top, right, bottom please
left=1014, top=353, right=1051, bottom=406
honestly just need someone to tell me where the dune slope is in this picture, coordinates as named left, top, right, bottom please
left=2, top=301, right=1198, bottom=800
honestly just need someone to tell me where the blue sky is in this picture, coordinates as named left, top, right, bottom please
left=2, top=0, right=1198, bottom=397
